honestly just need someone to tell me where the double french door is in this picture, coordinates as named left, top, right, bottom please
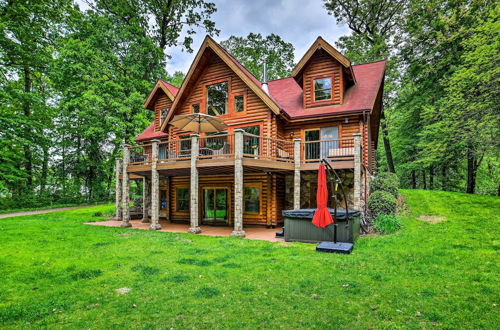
left=202, top=188, right=228, bottom=225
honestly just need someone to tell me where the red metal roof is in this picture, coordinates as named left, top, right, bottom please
left=159, top=79, right=179, bottom=96
left=136, top=122, right=168, bottom=142
left=268, top=60, right=386, bottom=119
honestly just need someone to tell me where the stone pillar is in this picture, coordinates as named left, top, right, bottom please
left=141, top=177, right=151, bottom=223
left=232, top=129, right=245, bottom=237
left=293, top=138, right=301, bottom=210
left=150, top=140, right=161, bottom=230
left=188, top=134, right=201, bottom=234
left=120, top=147, right=131, bottom=227
left=115, top=158, right=122, bottom=220
left=353, top=133, right=362, bottom=211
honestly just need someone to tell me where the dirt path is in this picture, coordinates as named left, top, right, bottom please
left=0, top=204, right=102, bottom=219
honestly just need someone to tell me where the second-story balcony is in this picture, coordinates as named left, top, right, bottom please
left=126, top=132, right=359, bottom=175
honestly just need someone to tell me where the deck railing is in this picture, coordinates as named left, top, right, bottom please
left=128, top=136, right=357, bottom=165
left=128, top=144, right=151, bottom=165
left=158, top=138, right=192, bottom=162
left=242, top=133, right=294, bottom=162
left=198, top=133, right=235, bottom=160
left=301, top=138, right=355, bottom=163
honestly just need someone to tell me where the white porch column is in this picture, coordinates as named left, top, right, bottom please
left=353, top=133, right=362, bottom=211
left=115, top=158, right=122, bottom=220
left=150, top=139, right=161, bottom=230
left=120, top=147, right=131, bottom=227
left=141, top=177, right=151, bottom=223
left=188, top=134, right=201, bottom=234
left=232, top=129, right=245, bottom=237
left=293, top=138, right=301, bottom=210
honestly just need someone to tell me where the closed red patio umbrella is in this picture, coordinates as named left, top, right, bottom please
left=312, top=164, right=334, bottom=228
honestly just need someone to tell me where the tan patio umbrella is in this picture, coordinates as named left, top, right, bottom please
left=169, top=113, right=227, bottom=133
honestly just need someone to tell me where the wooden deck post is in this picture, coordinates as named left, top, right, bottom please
left=120, top=147, right=131, bottom=227
left=150, top=139, right=161, bottom=230
left=353, top=133, right=362, bottom=210
left=232, top=129, right=246, bottom=237
left=188, top=134, right=201, bottom=234
left=293, top=138, right=301, bottom=210
left=115, top=158, right=122, bottom=220
left=141, top=177, right=151, bottom=223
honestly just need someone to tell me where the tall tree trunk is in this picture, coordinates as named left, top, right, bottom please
left=429, top=166, right=434, bottom=190
left=466, top=146, right=481, bottom=194
left=422, top=170, right=427, bottom=190
left=411, top=170, right=416, bottom=189
left=40, top=145, right=49, bottom=196
left=23, top=65, right=33, bottom=190
left=380, top=112, right=395, bottom=173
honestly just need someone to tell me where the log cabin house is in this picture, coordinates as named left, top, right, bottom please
left=115, top=36, right=386, bottom=237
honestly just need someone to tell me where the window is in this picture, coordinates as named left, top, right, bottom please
left=192, top=104, right=200, bottom=113
left=244, top=186, right=260, bottom=213
left=206, top=81, right=228, bottom=116
left=234, top=95, right=244, bottom=113
left=176, top=188, right=189, bottom=211
left=179, top=134, right=191, bottom=153
left=161, top=108, right=169, bottom=122
left=241, top=125, right=260, bottom=155
left=313, top=78, right=332, bottom=101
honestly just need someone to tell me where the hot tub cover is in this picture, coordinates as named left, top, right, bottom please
left=282, top=208, right=360, bottom=221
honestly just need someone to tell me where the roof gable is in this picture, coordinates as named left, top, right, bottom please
left=292, top=37, right=355, bottom=83
left=160, top=36, right=281, bottom=131
left=143, top=80, right=178, bottom=110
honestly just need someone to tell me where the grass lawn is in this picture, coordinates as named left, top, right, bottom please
left=0, top=190, right=498, bottom=328
left=0, top=202, right=105, bottom=215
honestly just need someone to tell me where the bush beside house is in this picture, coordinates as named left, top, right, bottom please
left=368, top=172, right=402, bottom=234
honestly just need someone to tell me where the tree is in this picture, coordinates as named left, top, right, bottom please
left=323, top=0, right=408, bottom=173
left=221, top=33, right=295, bottom=81
left=164, top=71, right=185, bottom=88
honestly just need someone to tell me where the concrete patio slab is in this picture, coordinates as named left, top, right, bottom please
left=86, top=219, right=285, bottom=242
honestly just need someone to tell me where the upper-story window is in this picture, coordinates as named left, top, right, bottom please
left=161, top=108, right=169, bottom=123
left=234, top=95, right=244, bottom=113
left=206, top=81, right=228, bottom=116
left=313, top=78, right=332, bottom=101
left=192, top=104, right=200, bottom=113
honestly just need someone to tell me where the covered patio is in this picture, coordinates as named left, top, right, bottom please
left=86, top=219, right=284, bottom=242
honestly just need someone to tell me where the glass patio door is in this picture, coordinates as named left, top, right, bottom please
left=202, top=188, right=228, bottom=225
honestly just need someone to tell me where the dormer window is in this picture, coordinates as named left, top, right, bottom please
left=313, top=77, right=332, bottom=101
left=206, top=81, right=228, bottom=116
left=161, top=108, right=169, bottom=123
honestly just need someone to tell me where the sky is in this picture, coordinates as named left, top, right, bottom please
left=165, top=0, right=350, bottom=74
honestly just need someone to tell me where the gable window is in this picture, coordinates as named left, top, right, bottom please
left=313, top=78, right=332, bottom=101
left=192, top=104, right=200, bottom=114
left=234, top=95, right=244, bottom=113
left=176, top=187, right=189, bottom=212
left=161, top=108, right=169, bottom=123
left=206, top=81, right=228, bottom=116
left=244, top=185, right=260, bottom=213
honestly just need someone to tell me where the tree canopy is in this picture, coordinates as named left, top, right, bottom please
left=220, top=33, right=295, bottom=81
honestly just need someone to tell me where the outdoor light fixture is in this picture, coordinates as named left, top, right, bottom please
left=344, top=118, right=349, bottom=124
left=290, top=130, right=294, bottom=137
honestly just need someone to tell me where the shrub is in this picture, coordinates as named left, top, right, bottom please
left=368, top=191, right=397, bottom=217
left=373, top=214, right=402, bottom=234
left=371, top=172, right=399, bottom=198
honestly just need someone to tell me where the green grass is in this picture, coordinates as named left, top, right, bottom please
left=0, top=190, right=498, bottom=328
left=0, top=202, right=105, bottom=214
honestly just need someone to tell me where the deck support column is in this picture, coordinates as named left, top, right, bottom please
left=120, top=147, right=131, bottom=227
left=232, top=129, right=246, bottom=237
left=188, top=134, right=201, bottom=234
left=141, top=177, right=151, bottom=223
left=115, top=158, right=122, bottom=220
left=150, top=139, right=161, bottom=230
left=353, top=133, right=362, bottom=211
left=293, top=138, right=301, bottom=210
